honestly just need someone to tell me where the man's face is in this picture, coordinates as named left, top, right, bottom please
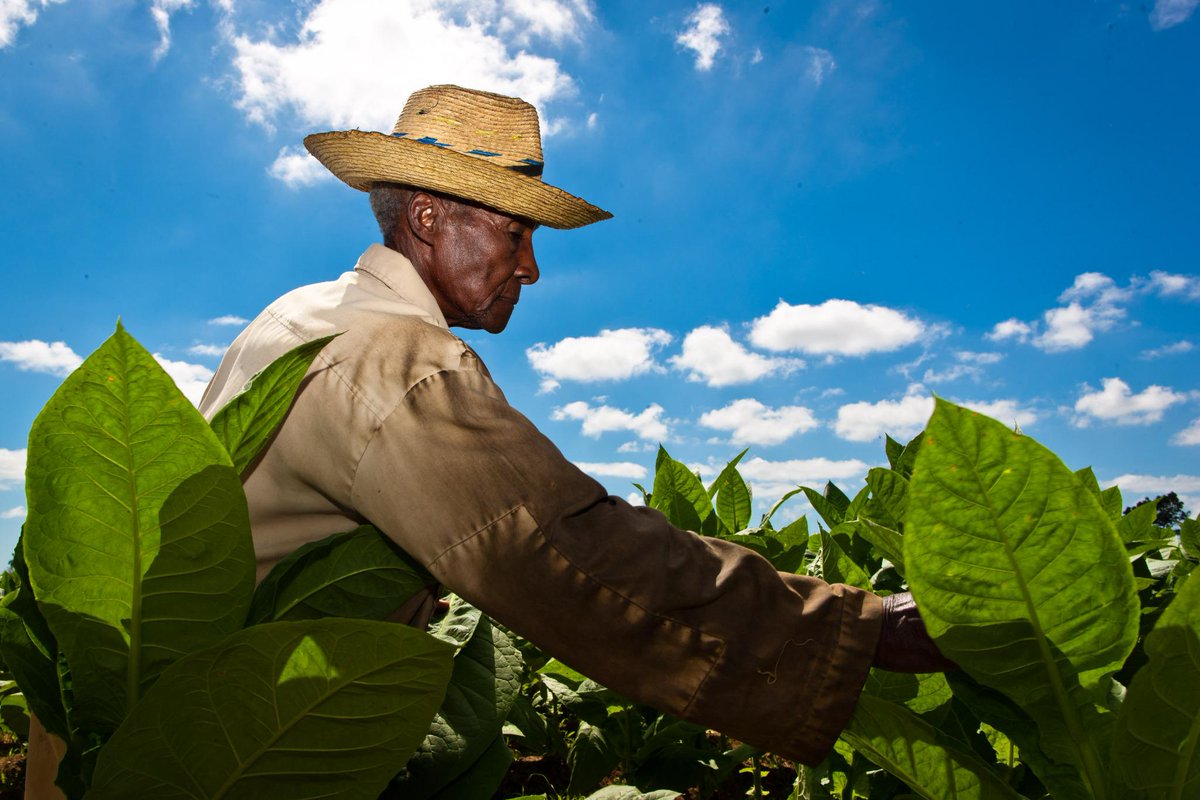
left=427, top=199, right=540, bottom=334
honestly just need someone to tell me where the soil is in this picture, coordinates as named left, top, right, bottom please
left=0, top=735, right=24, bottom=800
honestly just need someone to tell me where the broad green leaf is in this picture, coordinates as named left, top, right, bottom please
left=1110, top=568, right=1200, bottom=798
left=1077, top=467, right=1121, bottom=520
left=865, top=467, right=910, bottom=525
left=208, top=334, right=338, bottom=475
left=801, top=486, right=843, bottom=528
left=862, top=669, right=952, bottom=716
left=906, top=399, right=1137, bottom=798
left=885, top=434, right=905, bottom=470
left=425, top=734, right=512, bottom=800
left=23, top=323, right=255, bottom=736
left=840, top=694, right=1023, bottom=800
left=568, top=721, right=617, bottom=795
left=824, top=481, right=851, bottom=514
left=391, top=605, right=523, bottom=798
left=1118, top=500, right=1159, bottom=543
left=893, top=431, right=925, bottom=477
left=1182, top=518, right=1200, bottom=561
left=715, top=469, right=752, bottom=533
left=774, top=515, right=809, bottom=549
left=650, top=450, right=707, bottom=531
left=430, top=594, right=483, bottom=649
left=761, top=488, right=804, bottom=528
left=818, top=528, right=871, bottom=590
left=584, top=787, right=682, bottom=800
left=844, top=519, right=905, bottom=574
left=705, top=449, right=748, bottom=499
left=248, top=525, right=434, bottom=625
left=88, top=618, right=455, bottom=800
left=1074, top=466, right=1102, bottom=496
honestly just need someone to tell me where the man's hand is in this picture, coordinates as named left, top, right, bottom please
left=872, top=591, right=958, bottom=673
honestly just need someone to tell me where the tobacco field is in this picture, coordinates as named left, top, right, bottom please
left=0, top=323, right=1197, bottom=799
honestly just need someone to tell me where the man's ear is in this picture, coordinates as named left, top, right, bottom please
left=405, top=191, right=439, bottom=248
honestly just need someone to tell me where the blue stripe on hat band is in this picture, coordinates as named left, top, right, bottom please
left=390, top=133, right=543, bottom=175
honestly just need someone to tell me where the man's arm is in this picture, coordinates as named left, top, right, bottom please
left=351, top=365, right=893, bottom=764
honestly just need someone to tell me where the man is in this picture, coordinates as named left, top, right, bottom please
left=198, top=84, right=952, bottom=768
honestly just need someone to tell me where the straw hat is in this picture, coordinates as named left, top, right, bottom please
left=304, top=85, right=611, bottom=230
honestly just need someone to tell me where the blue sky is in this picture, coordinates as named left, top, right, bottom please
left=2, top=0, right=1199, bottom=559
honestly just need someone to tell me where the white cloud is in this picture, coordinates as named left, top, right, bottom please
left=1074, top=377, right=1187, bottom=426
left=922, top=364, right=980, bottom=385
left=986, top=318, right=1032, bottom=343
left=624, top=491, right=645, bottom=506
left=1174, top=418, right=1200, bottom=446
left=0, top=448, right=26, bottom=489
left=153, top=355, right=214, bottom=406
left=669, top=326, right=802, bottom=387
left=552, top=401, right=668, bottom=441
left=676, top=3, right=729, bottom=71
left=150, top=0, right=194, bottom=60
left=1104, top=473, right=1200, bottom=517
left=0, top=0, right=66, bottom=48
left=699, top=398, right=819, bottom=446
left=188, top=343, right=228, bottom=357
left=1141, top=340, right=1194, bottom=360
left=267, top=145, right=334, bottom=188
left=1150, top=0, right=1200, bottom=30
left=208, top=315, right=248, bottom=326
left=958, top=398, right=1038, bottom=429
left=749, top=299, right=925, bottom=356
left=528, top=328, right=671, bottom=383
left=833, top=386, right=932, bottom=442
left=0, top=339, right=83, bottom=377
left=956, top=350, right=1003, bottom=365
left=586, top=111, right=597, bottom=128
left=227, top=0, right=585, bottom=136
left=573, top=461, right=648, bottom=480
left=750, top=46, right=763, bottom=64
left=1059, top=271, right=1134, bottom=306
left=1, top=506, right=25, bottom=519
left=800, top=45, right=835, bottom=85
left=1034, top=301, right=1113, bottom=351
left=1147, top=270, right=1200, bottom=299
left=617, top=440, right=651, bottom=453
left=735, top=455, right=870, bottom=503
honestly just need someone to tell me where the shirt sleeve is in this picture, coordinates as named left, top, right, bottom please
left=350, top=363, right=883, bottom=765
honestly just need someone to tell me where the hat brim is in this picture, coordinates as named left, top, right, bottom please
left=304, top=130, right=611, bottom=230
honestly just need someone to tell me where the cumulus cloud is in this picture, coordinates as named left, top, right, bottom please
left=208, top=315, right=248, bottom=326
left=958, top=399, right=1038, bottom=429
left=1141, top=340, right=1194, bottom=360
left=834, top=386, right=932, bottom=442
left=1150, top=0, right=1200, bottom=30
left=987, top=318, right=1032, bottom=343
left=800, top=45, right=835, bottom=85
left=150, top=0, right=194, bottom=60
left=0, top=339, right=83, bottom=377
left=922, top=364, right=980, bottom=385
left=956, top=350, right=1003, bottom=365
left=1074, top=377, right=1187, bottom=426
left=735, top=456, right=870, bottom=502
left=0, top=0, right=66, bottom=48
left=699, top=398, right=819, bottom=446
left=528, top=328, right=671, bottom=386
left=226, top=0, right=586, bottom=139
left=188, top=343, right=228, bottom=357
left=676, top=3, right=729, bottom=71
left=1104, top=473, right=1200, bottom=517
left=0, top=448, right=26, bottom=489
left=1, top=506, right=25, bottom=519
left=749, top=299, right=925, bottom=357
left=1147, top=270, right=1200, bottom=299
left=1174, top=418, right=1200, bottom=446
left=669, top=326, right=802, bottom=387
left=573, top=461, right=648, bottom=480
left=267, top=146, right=334, bottom=188
left=552, top=401, right=668, bottom=441
left=153, top=355, right=214, bottom=406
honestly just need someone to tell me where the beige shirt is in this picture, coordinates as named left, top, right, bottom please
left=199, top=243, right=884, bottom=765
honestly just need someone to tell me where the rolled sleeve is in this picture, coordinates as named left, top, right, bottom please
left=350, top=366, right=883, bottom=764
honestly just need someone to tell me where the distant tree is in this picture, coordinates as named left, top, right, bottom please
left=1125, top=491, right=1189, bottom=529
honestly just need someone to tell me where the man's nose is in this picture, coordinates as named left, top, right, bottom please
left=517, top=244, right=539, bottom=285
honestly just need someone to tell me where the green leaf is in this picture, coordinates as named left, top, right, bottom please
left=1182, top=518, right=1200, bottom=561
left=818, top=528, right=871, bottom=590
left=650, top=449, right=707, bottom=530
left=425, top=734, right=513, bottom=800
left=844, top=519, right=905, bottom=574
left=208, top=334, right=338, bottom=475
left=862, top=669, right=952, bottom=716
left=23, top=323, right=255, bottom=737
left=840, top=694, right=1024, bottom=800
left=865, top=467, right=910, bottom=525
left=391, top=604, right=523, bottom=798
left=715, top=469, right=752, bottom=533
left=905, top=399, right=1138, bottom=799
left=568, top=722, right=618, bottom=795
left=583, top=787, right=682, bottom=800
left=1076, top=467, right=1121, bottom=520
left=802, top=486, right=843, bottom=528
left=885, top=435, right=905, bottom=470
left=88, top=618, right=455, bottom=800
left=824, top=482, right=851, bottom=515
left=893, top=431, right=925, bottom=477
left=1118, top=500, right=1159, bottom=543
left=705, top=449, right=748, bottom=499
left=1110, top=568, right=1200, bottom=798
left=760, top=488, right=804, bottom=528
left=430, top=594, right=483, bottom=649
left=248, top=525, right=434, bottom=625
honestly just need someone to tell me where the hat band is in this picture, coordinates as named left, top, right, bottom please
left=391, top=132, right=544, bottom=177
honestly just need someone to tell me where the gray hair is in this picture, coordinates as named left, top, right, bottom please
left=369, top=182, right=417, bottom=247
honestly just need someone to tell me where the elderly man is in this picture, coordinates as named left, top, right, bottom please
left=196, top=85, right=951, bottom=768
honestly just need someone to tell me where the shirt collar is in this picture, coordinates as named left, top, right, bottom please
left=354, top=243, right=449, bottom=329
